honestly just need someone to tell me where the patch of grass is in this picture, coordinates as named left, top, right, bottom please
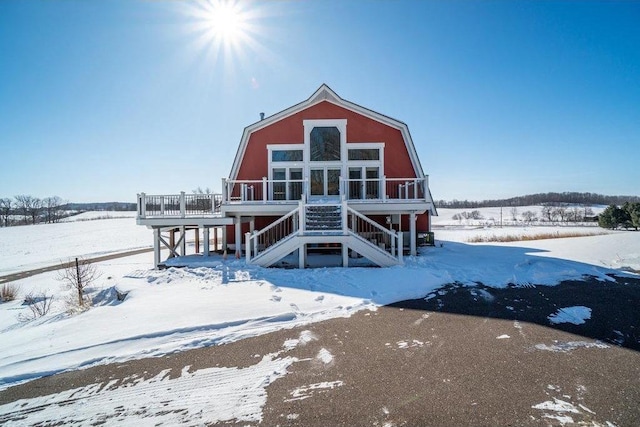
left=1, top=283, right=19, bottom=302
left=468, top=231, right=607, bottom=243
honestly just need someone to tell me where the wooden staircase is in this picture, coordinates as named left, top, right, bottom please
left=245, top=200, right=403, bottom=268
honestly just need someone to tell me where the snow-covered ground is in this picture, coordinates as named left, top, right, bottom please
left=0, top=212, right=149, bottom=275
left=433, top=205, right=606, bottom=227
left=0, top=209, right=638, bottom=424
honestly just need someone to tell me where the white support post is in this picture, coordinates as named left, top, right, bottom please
left=253, top=232, right=258, bottom=258
left=139, top=193, right=146, bottom=218
left=160, top=196, right=165, bottom=216
left=414, top=179, right=418, bottom=199
left=404, top=182, right=409, bottom=199
left=204, top=227, right=210, bottom=257
left=153, top=228, right=161, bottom=267
left=180, top=226, right=186, bottom=256
left=382, top=176, right=387, bottom=201
left=221, top=178, right=227, bottom=203
left=234, top=216, right=242, bottom=258
left=222, top=226, right=227, bottom=252
left=397, top=232, right=404, bottom=264
left=391, top=231, right=396, bottom=256
left=245, top=232, right=251, bottom=263
left=341, top=199, right=348, bottom=234
left=180, top=191, right=186, bottom=218
left=298, top=244, right=306, bottom=269
left=250, top=218, right=255, bottom=234
left=410, top=212, right=417, bottom=256
left=342, top=244, right=349, bottom=267
left=298, top=200, right=305, bottom=234
left=262, top=177, right=267, bottom=203
left=210, top=194, right=215, bottom=214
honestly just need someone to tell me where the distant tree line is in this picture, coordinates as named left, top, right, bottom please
left=598, top=203, right=640, bottom=230
left=64, top=202, right=136, bottom=211
left=0, top=195, right=67, bottom=227
left=435, top=192, right=640, bottom=209
left=0, top=196, right=136, bottom=227
left=451, top=205, right=596, bottom=225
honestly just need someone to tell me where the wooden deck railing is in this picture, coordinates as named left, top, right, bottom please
left=222, top=176, right=428, bottom=203
left=137, top=192, right=222, bottom=219
left=138, top=176, right=429, bottom=219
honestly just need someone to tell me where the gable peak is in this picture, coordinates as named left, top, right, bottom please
left=309, top=84, right=341, bottom=104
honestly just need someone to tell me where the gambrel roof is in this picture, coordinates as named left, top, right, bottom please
left=228, top=84, right=427, bottom=181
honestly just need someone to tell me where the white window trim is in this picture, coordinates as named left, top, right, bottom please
left=346, top=142, right=385, bottom=168
left=303, top=119, right=347, bottom=166
left=265, top=125, right=388, bottom=199
left=267, top=143, right=305, bottom=181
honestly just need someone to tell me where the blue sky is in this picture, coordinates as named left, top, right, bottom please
left=1, top=0, right=638, bottom=203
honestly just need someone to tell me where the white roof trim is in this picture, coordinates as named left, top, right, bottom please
left=228, top=84, right=432, bottom=211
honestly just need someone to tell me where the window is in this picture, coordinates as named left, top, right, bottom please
left=272, top=150, right=303, bottom=162
left=366, top=167, right=379, bottom=199
left=289, top=168, right=303, bottom=200
left=310, top=127, right=341, bottom=161
left=272, top=168, right=286, bottom=200
left=348, top=148, right=379, bottom=161
left=272, top=167, right=303, bottom=200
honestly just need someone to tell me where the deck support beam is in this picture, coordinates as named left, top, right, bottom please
left=410, top=212, right=416, bottom=256
left=234, top=216, right=242, bottom=258
left=222, top=226, right=228, bottom=252
left=153, top=228, right=161, bottom=267
left=342, top=243, right=349, bottom=267
left=298, top=244, right=306, bottom=269
left=204, top=227, right=210, bottom=256
left=180, top=226, right=186, bottom=256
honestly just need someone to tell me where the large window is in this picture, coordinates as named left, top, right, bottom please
left=272, top=167, right=303, bottom=200
left=272, top=150, right=303, bottom=162
left=348, top=148, right=379, bottom=161
left=310, top=127, right=341, bottom=161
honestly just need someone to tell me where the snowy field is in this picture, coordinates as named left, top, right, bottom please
left=0, top=209, right=639, bottom=424
left=0, top=211, right=149, bottom=275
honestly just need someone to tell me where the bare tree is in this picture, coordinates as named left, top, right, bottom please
left=14, top=194, right=34, bottom=224
left=20, top=292, right=54, bottom=321
left=57, top=257, right=100, bottom=307
left=192, top=187, right=212, bottom=194
left=43, top=196, right=64, bottom=223
left=510, top=207, right=519, bottom=222
left=568, top=206, right=583, bottom=222
left=0, top=198, right=11, bottom=227
left=28, top=197, right=42, bottom=224
left=470, top=210, right=483, bottom=220
left=553, top=206, right=568, bottom=222
left=522, top=210, right=537, bottom=224
left=541, top=205, right=553, bottom=222
left=583, top=206, right=594, bottom=219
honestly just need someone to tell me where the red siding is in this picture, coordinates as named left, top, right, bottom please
left=235, top=101, right=416, bottom=181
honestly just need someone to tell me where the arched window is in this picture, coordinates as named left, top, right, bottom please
left=310, top=127, right=341, bottom=161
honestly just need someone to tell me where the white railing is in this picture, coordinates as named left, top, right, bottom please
left=346, top=205, right=402, bottom=261
left=245, top=200, right=403, bottom=265
left=223, top=178, right=306, bottom=203
left=137, top=192, right=222, bottom=219
left=246, top=203, right=302, bottom=261
left=223, top=176, right=428, bottom=204
left=341, top=177, right=427, bottom=202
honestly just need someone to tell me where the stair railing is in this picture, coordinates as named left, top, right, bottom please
left=346, top=206, right=402, bottom=262
left=246, top=203, right=302, bottom=262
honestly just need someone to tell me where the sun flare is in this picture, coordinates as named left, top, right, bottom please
left=181, top=0, right=274, bottom=85
left=206, top=1, right=245, bottom=43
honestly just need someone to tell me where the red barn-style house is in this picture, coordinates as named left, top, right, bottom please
left=137, top=85, right=437, bottom=268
